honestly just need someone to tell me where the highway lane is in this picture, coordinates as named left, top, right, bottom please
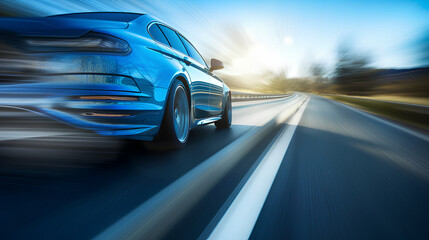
left=2, top=93, right=427, bottom=240
left=0, top=94, right=301, bottom=239
left=250, top=95, right=429, bottom=240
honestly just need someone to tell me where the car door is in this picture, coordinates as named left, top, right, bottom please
left=158, top=24, right=211, bottom=119
left=177, top=34, right=223, bottom=116
left=207, top=74, right=224, bottom=115
left=147, top=23, right=181, bottom=82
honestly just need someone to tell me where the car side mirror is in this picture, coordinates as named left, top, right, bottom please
left=209, top=58, right=224, bottom=72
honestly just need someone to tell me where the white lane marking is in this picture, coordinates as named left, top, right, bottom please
left=208, top=98, right=309, bottom=240
left=93, top=96, right=306, bottom=240
left=329, top=98, right=429, bottom=142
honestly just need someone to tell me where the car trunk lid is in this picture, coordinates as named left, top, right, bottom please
left=0, top=17, right=128, bottom=38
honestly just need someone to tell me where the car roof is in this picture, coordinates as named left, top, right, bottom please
left=48, top=12, right=145, bottom=22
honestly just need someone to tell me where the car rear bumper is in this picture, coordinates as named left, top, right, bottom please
left=0, top=75, right=168, bottom=140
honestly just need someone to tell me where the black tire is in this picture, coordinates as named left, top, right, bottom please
left=159, top=80, right=190, bottom=149
left=215, top=94, right=232, bottom=128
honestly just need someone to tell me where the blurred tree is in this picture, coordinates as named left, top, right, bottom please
left=308, top=62, right=332, bottom=93
left=267, top=77, right=290, bottom=93
left=309, top=62, right=327, bottom=83
left=334, top=42, right=375, bottom=95
left=261, top=70, right=289, bottom=93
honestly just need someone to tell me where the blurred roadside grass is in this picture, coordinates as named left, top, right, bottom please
left=324, top=95, right=429, bottom=132
left=346, top=95, right=429, bottom=106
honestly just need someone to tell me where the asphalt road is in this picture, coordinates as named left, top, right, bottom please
left=0, top=94, right=428, bottom=240
left=250, top=95, right=429, bottom=240
left=0, top=95, right=300, bottom=239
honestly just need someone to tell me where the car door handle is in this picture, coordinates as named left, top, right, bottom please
left=182, top=56, right=192, bottom=65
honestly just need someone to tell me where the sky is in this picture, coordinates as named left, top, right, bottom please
left=2, top=0, right=429, bottom=77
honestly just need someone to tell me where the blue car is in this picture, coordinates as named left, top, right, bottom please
left=0, top=12, right=231, bottom=148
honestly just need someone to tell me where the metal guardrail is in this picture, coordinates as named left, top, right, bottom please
left=231, top=91, right=291, bottom=102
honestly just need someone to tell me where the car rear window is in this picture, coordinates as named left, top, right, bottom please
left=158, top=25, right=188, bottom=56
left=148, top=24, right=170, bottom=46
left=179, top=35, right=207, bottom=67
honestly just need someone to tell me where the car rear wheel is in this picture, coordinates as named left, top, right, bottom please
left=215, top=94, right=232, bottom=128
left=161, top=80, right=190, bottom=149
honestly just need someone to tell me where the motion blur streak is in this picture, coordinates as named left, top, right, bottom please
left=250, top=96, right=429, bottom=240
left=208, top=98, right=309, bottom=240
left=0, top=1, right=428, bottom=240
left=0, top=95, right=297, bottom=239
left=94, top=95, right=306, bottom=240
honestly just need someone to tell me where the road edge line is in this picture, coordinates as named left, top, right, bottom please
left=327, top=97, right=429, bottom=141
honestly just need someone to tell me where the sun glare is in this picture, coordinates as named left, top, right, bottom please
left=283, top=36, right=294, bottom=45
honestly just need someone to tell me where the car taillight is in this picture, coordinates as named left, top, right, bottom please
left=25, top=32, right=130, bottom=53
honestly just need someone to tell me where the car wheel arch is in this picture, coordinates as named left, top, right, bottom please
left=175, top=75, right=191, bottom=109
left=160, top=74, right=192, bottom=122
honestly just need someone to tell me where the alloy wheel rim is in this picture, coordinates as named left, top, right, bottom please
left=173, top=86, right=189, bottom=143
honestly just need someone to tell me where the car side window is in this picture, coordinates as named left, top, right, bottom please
left=148, top=24, right=170, bottom=46
left=158, top=25, right=188, bottom=56
left=179, top=35, right=207, bottom=67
